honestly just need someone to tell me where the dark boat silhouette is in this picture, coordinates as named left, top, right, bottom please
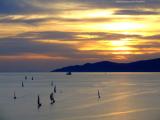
left=54, top=85, right=56, bottom=93
left=32, top=77, right=34, bottom=80
left=22, top=81, right=24, bottom=87
left=25, top=76, right=27, bottom=80
left=37, top=95, right=42, bottom=109
left=50, top=92, right=55, bottom=104
left=13, top=91, right=16, bottom=99
left=98, top=90, right=101, bottom=99
left=66, top=72, right=72, bottom=75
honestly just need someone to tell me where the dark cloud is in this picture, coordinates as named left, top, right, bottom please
left=54, top=17, right=114, bottom=23
left=69, top=0, right=160, bottom=9
left=0, top=37, right=76, bottom=56
left=20, top=31, right=76, bottom=40
left=114, top=9, right=160, bottom=15
left=0, top=16, right=115, bottom=25
left=143, top=34, right=160, bottom=40
left=18, top=31, right=143, bottom=41
left=0, top=16, right=52, bottom=25
left=0, top=0, right=69, bottom=15
left=0, top=0, right=46, bottom=14
left=0, top=0, right=160, bottom=15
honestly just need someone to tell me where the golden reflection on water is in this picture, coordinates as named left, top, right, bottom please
left=62, top=107, right=160, bottom=120
left=67, top=88, right=158, bottom=110
left=63, top=79, right=160, bottom=120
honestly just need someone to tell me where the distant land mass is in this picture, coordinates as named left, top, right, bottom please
left=52, top=58, right=160, bottom=72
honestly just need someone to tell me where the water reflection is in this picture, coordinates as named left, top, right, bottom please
left=0, top=73, right=160, bottom=120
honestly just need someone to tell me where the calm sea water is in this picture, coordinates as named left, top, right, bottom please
left=0, top=72, right=160, bottom=120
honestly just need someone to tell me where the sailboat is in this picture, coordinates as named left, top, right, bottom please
left=13, top=91, right=16, bottom=99
left=32, top=77, right=34, bottom=80
left=98, top=90, right=101, bottom=99
left=66, top=72, right=72, bottom=75
left=54, top=85, right=56, bottom=93
left=22, top=81, right=24, bottom=87
left=25, top=76, right=27, bottom=80
left=37, top=95, right=42, bottom=109
left=50, top=92, right=55, bottom=104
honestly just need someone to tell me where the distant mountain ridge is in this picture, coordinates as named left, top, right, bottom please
left=52, top=58, right=160, bottom=72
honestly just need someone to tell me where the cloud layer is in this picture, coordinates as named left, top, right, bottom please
left=0, top=0, right=160, bottom=71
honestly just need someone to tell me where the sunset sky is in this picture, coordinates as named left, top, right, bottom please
left=0, top=0, right=160, bottom=72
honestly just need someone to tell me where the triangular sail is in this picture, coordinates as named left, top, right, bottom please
left=50, top=92, right=55, bottom=104
left=54, top=85, right=56, bottom=93
left=22, top=81, right=24, bottom=87
left=38, top=95, right=40, bottom=105
left=98, top=90, right=101, bottom=99
left=14, top=91, right=16, bottom=99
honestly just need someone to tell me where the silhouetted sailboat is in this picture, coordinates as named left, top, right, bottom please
left=98, top=90, right=101, bottom=99
left=54, top=85, right=56, bottom=93
left=25, top=76, right=27, bottom=80
left=50, top=92, right=55, bottom=104
left=66, top=72, right=72, bottom=75
left=37, top=95, right=42, bottom=109
left=22, top=81, right=24, bottom=87
left=13, top=91, right=16, bottom=99
left=32, top=77, right=34, bottom=80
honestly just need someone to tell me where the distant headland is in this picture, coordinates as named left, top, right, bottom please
left=52, top=58, right=160, bottom=72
